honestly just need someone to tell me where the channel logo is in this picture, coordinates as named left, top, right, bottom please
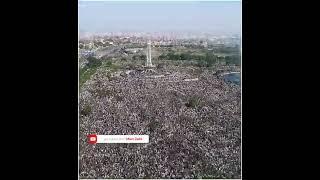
left=88, top=135, right=149, bottom=144
left=88, top=134, right=97, bottom=144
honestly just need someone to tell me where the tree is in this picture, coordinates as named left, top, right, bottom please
left=197, top=60, right=207, bottom=67
left=87, top=56, right=102, bottom=68
left=158, top=54, right=167, bottom=60
left=105, top=61, right=112, bottom=67
left=167, top=52, right=175, bottom=60
left=205, top=53, right=217, bottom=67
left=180, top=53, right=191, bottom=60
left=225, top=55, right=240, bottom=66
left=140, top=54, right=146, bottom=60
left=132, top=55, right=139, bottom=61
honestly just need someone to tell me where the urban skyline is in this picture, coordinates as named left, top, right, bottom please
left=79, top=1, right=241, bottom=35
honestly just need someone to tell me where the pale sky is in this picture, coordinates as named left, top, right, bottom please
left=79, top=1, right=241, bottom=35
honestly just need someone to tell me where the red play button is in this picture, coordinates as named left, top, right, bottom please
left=88, top=134, right=97, bottom=144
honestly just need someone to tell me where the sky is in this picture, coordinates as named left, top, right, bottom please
left=79, top=1, right=241, bottom=35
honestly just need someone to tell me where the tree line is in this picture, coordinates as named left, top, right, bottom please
left=158, top=52, right=240, bottom=67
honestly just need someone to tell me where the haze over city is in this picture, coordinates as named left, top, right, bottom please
left=79, top=1, right=241, bottom=35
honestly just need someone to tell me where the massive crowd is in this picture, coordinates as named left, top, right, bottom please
left=79, top=66, right=241, bottom=179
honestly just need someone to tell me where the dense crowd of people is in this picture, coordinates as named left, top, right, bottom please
left=79, top=65, right=241, bottom=179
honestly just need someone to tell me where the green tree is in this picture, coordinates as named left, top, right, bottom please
left=225, top=55, right=240, bottom=66
left=205, top=53, right=217, bottom=67
left=158, top=54, right=167, bottom=60
left=140, top=55, right=146, bottom=60
left=167, top=52, right=175, bottom=60
left=197, top=60, right=207, bottom=67
left=132, top=55, right=139, bottom=61
left=180, top=53, right=191, bottom=60
left=105, top=61, right=112, bottom=67
left=87, top=56, right=102, bottom=68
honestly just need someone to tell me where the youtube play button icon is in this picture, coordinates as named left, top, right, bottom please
left=88, top=134, right=97, bottom=144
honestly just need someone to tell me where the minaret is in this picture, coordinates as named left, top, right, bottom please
left=146, top=40, right=153, bottom=67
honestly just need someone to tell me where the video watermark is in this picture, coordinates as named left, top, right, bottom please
left=88, top=134, right=149, bottom=144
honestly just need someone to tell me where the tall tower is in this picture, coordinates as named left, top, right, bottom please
left=146, top=40, right=153, bottom=67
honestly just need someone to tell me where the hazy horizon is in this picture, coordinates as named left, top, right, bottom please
left=79, top=1, right=241, bottom=35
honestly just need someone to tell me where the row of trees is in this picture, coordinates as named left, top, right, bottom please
left=225, top=55, right=241, bottom=66
left=159, top=52, right=205, bottom=61
left=159, top=52, right=216, bottom=67
left=79, top=56, right=103, bottom=87
left=158, top=52, right=240, bottom=67
left=214, top=46, right=240, bottom=54
left=86, top=56, right=102, bottom=69
left=132, top=54, right=147, bottom=61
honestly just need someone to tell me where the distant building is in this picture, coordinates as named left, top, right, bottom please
left=202, top=41, right=208, bottom=48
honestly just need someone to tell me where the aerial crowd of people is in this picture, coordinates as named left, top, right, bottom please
left=79, top=65, right=241, bottom=179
